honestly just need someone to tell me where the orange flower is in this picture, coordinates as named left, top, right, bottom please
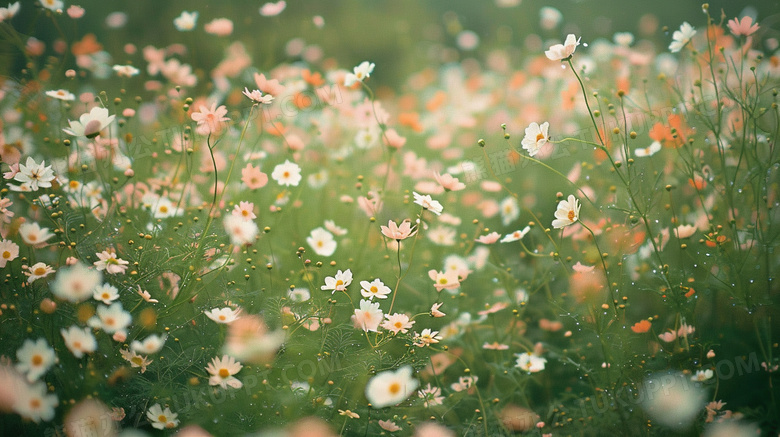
left=631, top=319, right=652, bottom=333
left=71, top=34, right=102, bottom=56
left=302, top=69, right=325, bottom=87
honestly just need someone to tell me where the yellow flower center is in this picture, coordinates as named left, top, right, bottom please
left=388, top=382, right=400, bottom=394
left=219, top=368, right=230, bottom=378
left=2, top=251, right=10, bottom=259
left=32, top=355, right=43, bottom=366
left=536, top=133, right=545, bottom=143
left=567, top=210, right=575, bottom=221
left=34, top=267, right=46, bottom=276
left=158, top=415, right=167, bottom=423
left=370, top=286, right=378, bottom=293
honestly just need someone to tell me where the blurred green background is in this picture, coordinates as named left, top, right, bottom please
left=3, top=0, right=780, bottom=89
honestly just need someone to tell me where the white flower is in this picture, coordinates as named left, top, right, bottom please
left=552, top=195, right=581, bottom=229
left=14, top=157, right=55, bottom=191
left=112, top=64, right=140, bottom=77
left=413, top=328, right=442, bottom=347
left=352, top=299, right=383, bottom=332
left=131, top=334, right=167, bottom=355
left=669, top=22, right=696, bottom=53
left=93, top=250, right=129, bottom=274
left=0, top=239, right=19, bottom=268
left=413, top=192, right=443, bottom=215
left=91, top=302, right=132, bottom=334
left=500, top=196, right=519, bottom=226
left=641, top=372, right=705, bottom=429
left=173, top=11, right=198, bottom=31
left=381, top=313, right=414, bottom=334
left=18, top=222, right=54, bottom=246
left=61, top=326, right=97, bottom=358
left=635, top=140, right=662, bottom=157
left=365, top=365, right=419, bottom=409
left=500, top=226, right=531, bottom=243
left=204, top=307, right=241, bottom=324
left=306, top=227, right=337, bottom=256
left=223, top=214, right=259, bottom=246
left=13, top=381, right=58, bottom=423
left=45, top=89, right=74, bottom=101
left=320, top=269, right=353, bottom=293
left=52, top=262, right=103, bottom=303
left=63, top=106, right=116, bottom=139
left=521, top=121, right=549, bottom=156
left=324, top=220, right=348, bottom=236
left=92, top=284, right=120, bottom=304
left=15, top=338, right=55, bottom=381
left=691, top=369, right=714, bottom=382
left=360, top=278, right=391, bottom=300
left=24, top=262, right=55, bottom=283
left=206, top=355, right=243, bottom=389
left=545, top=34, right=580, bottom=61
left=344, top=61, right=375, bottom=87
left=242, top=88, right=274, bottom=104
left=0, top=2, right=20, bottom=22
left=613, top=32, right=634, bottom=47
left=39, top=0, right=62, bottom=12
left=146, top=404, right=179, bottom=430
left=271, top=160, right=302, bottom=186
left=515, top=352, right=547, bottom=372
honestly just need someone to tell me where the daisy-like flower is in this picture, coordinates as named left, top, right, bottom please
left=381, top=313, right=415, bottom=334
left=45, top=89, right=75, bottom=101
left=18, top=222, right=55, bottom=246
left=428, top=269, right=460, bottom=292
left=131, top=334, right=166, bottom=355
left=120, top=349, right=153, bottom=373
left=545, top=34, right=580, bottom=61
left=136, top=286, right=158, bottom=303
left=93, top=250, right=129, bottom=274
left=360, top=278, right=391, bottom=300
left=413, top=192, right=443, bottom=215
left=450, top=375, right=478, bottom=392
left=242, top=88, right=274, bottom=104
left=500, top=196, right=520, bottom=226
left=241, top=163, right=269, bottom=189
left=378, top=420, right=401, bottom=432
left=475, top=232, right=501, bottom=244
left=320, top=269, right=353, bottom=293
left=418, top=383, right=444, bottom=407
left=271, top=160, right=302, bottom=186
left=521, top=121, right=550, bottom=156
left=16, top=338, right=55, bottom=382
left=344, top=61, right=375, bottom=87
left=146, top=404, right=179, bottom=430
left=14, top=157, right=55, bottom=191
left=90, top=302, right=132, bottom=335
left=515, top=352, right=547, bottom=373
left=430, top=302, right=446, bottom=317
left=191, top=103, right=230, bottom=136
left=728, top=16, right=759, bottom=37
left=669, top=22, right=696, bottom=53
left=552, top=195, right=581, bottom=229
left=500, top=226, right=531, bottom=243
left=52, top=262, right=103, bottom=303
left=691, top=369, right=714, bottom=382
left=324, top=220, right=348, bottom=236
left=206, top=355, right=244, bottom=389
left=39, top=0, right=62, bottom=12
left=306, top=227, right=337, bottom=256
left=365, top=365, right=419, bottom=409
left=413, top=328, right=442, bottom=347
left=635, top=140, right=662, bottom=157
left=232, top=201, right=256, bottom=221
left=223, top=214, right=259, bottom=246
left=24, top=262, right=55, bottom=283
left=204, top=307, right=241, bottom=324
left=0, top=239, right=19, bottom=268
left=352, top=299, right=383, bottom=332
left=173, top=10, right=198, bottom=31
left=61, top=326, right=97, bottom=358
left=92, top=284, right=119, bottom=305
left=0, top=198, right=14, bottom=224
left=0, top=2, right=20, bottom=22
left=63, top=106, right=116, bottom=139
left=13, top=381, right=58, bottom=423
left=380, top=219, right=416, bottom=241
left=112, top=64, right=140, bottom=77
left=433, top=171, right=465, bottom=192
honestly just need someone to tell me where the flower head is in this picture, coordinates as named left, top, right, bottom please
left=205, top=307, right=241, bottom=324
left=93, top=250, right=129, bottom=274
left=413, top=192, right=443, bottom=215
left=521, top=122, right=549, bottom=156
left=344, top=61, right=375, bottom=87
left=380, top=219, right=416, bottom=240
left=14, top=157, right=55, bottom=191
left=552, top=195, right=581, bottom=229
left=321, top=269, right=353, bottom=293
left=16, top=338, right=55, bottom=382
left=669, top=22, right=696, bottom=53
left=146, top=404, right=179, bottom=430
left=728, top=16, right=759, bottom=37
left=191, top=103, right=229, bottom=136
left=206, top=355, right=243, bottom=389
left=365, top=365, right=419, bottom=409
left=360, top=278, right=391, bottom=300
left=307, top=227, right=337, bottom=256
left=63, top=107, right=115, bottom=139
left=173, top=10, right=198, bottom=31
left=515, top=352, right=547, bottom=373
left=271, top=160, right=302, bottom=186
left=352, top=299, right=383, bottom=332
left=545, top=34, right=580, bottom=61
left=243, top=88, right=274, bottom=104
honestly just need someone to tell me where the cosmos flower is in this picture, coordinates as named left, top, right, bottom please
left=521, top=122, right=549, bottom=156
left=13, top=157, right=55, bottom=191
left=206, top=355, right=243, bottom=389
left=344, top=61, right=375, bottom=87
left=545, top=34, right=580, bottom=61
left=552, top=195, right=581, bottom=229
left=63, top=107, right=116, bottom=139
left=146, top=404, right=179, bottom=430
left=365, top=366, right=419, bottom=409
left=380, top=219, right=416, bottom=241
left=321, top=269, right=353, bottom=293
left=307, top=227, right=337, bottom=256
left=669, top=22, right=696, bottom=53
left=173, top=11, right=198, bottom=31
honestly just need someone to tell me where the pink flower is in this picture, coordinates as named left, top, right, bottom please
left=232, top=201, right=256, bottom=221
left=380, top=219, right=416, bottom=240
left=658, top=331, right=677, bottom=342
left=483, top=342, right=509, bottom=350
left=241, top=163, right=268, bottom=189
left=204, top=18, right=233, bottom=36
left=428, top=269, right=460, bottom=292
left=727, top=16, right=759, bottom=37
left=242, top=88, right=274, bottom=104
left=430, top=302, right=445, bottom=317
left=383, top=128, right=406, bottom=149
left=259, top=1, right=286, bottom=17
left=357, top=194, right=382, bottom=217
left=475, top=232, right=501, bottom=244
left=191, top=103, right=229, bottom=135
left=433, top=171, right=465, bottom=191
left=253, top=73, right=285, bottom=96
left=67, top=5, right=85, bottom=19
